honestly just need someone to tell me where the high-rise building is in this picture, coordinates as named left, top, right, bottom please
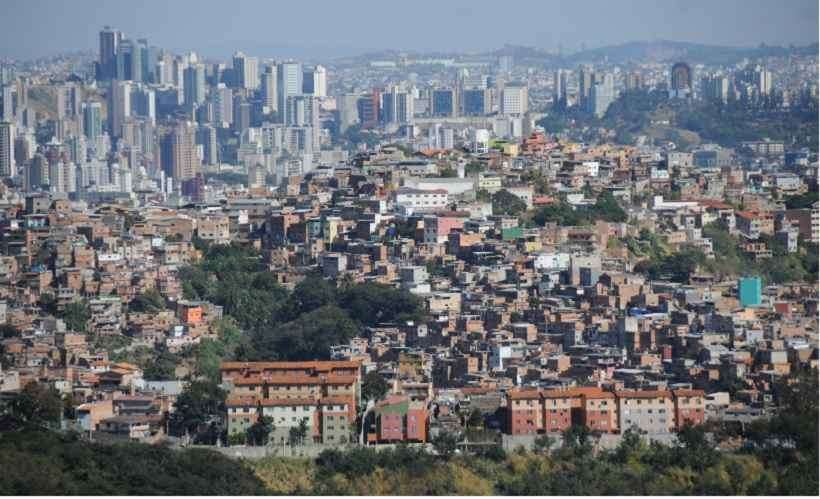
left=161, top=121, right=199, bottom=181
left=431, top=88, right=457, bottom=117
left=116, top=38, right=145, bottom=82
left=183, top=64, right=206, bottom=106
left=313, top=65, right=327, bottom=98
left=98, top=26, right=122, bottom=81
left=277, top=61, right=302, bottom=121
left=302, top=65, right=327, bottom=97
left=232, top=52, right=259, bottom=90
left=108, top=81, right=131, bottom=138
left=337, top=94, right=359, bottom=134
left=261, top=65, right=278, bottom=112
left=0, top=121, right=15, bottom=177
left=382, top=86, right=414, bottom=124
left=700, top=74, right=729, bottom=103
left=286, top=95, right=320, bottom=146
left=578, top=67, right=594, bottom=107
left=624, top=72, right=643, bottom=91
left=57, top=84, right=83, bottom=119
left=670, top=62, right=693, bottom=98
left=25, top=153, right=48, bottom=191
left=131, top=84, right=156, bottom=125
left=196, top=124, right=218, bottom=166
left=553, top=69, right=569, bottom=106
left=357, top=91, right=380, bottom=129
left=589, top=73, right=615, bottom=118
left=211, top=84, right=233, bottom=127
left=82, top=102, right=103, bottom=141
left=462, top=88, right=491, bottom=116
left=501, top=84, right=528, bottom=115
left=232, top=96, right=251, bottom=134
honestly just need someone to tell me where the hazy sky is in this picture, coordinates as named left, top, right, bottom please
left=1, top=0, right=818, bottom=60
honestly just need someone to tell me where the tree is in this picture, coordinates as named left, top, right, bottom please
left=6, top=382, right=62, bottom=427
left=465, top=408, right=484, bottom=429
left=63, top=301, right=91, bottom=333
left=228, top=432, right=247, bottom=446
left=533, top=434, right=555, bottom=454
left=130, top=289, right=166, bottom=313
left=247, top=305, right=359, bottom=361
left=0, top=324, right=19, bottom=339
left=170, top=380, right=227, bottom=438
left=492, top=189, right=528, bottom=217
left=246, top=416, right=274, bottom=446
left=675, top=424, right=718, bottom=472
left=591, top=191, right=628, bottom=223
left=361, top=371, right=390, bottom=403
left=289, top=418, right=310, bottom=447
left=432, top=431, right=459, bottom=459
left=338, top=282, right=424, bottom=327
left=439, top=166, right=458, bottom=178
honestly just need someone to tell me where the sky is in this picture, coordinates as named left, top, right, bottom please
left=1, top=0, right=818, bottom=60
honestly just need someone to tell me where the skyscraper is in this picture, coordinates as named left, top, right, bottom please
left=131, top=84, right=156, bottom=125
left=554, top=69, right=568, bottom=106
left=670, top=62, right=693, bottom=98
left=161, top=121, right=199, bottom=181
left=337, top=94, right=359, bottom=134
left=462, top=88, right=491, bottom=116
left=700, top=74, right=729, bottom=103
left=313, top=65, right=327, bottom=98
left=233, top=52, right=259, bottom=90
left=98, top=26, right=122, bottom=81
left=277, top=61, right=302, bottom=121
left=57, top=84, right=83, bottom=119
left=303, top=65, right=327, bottom=97
left=183, top=64, right=206, bottom=106
left=261, top=65, right=278, bottom=112
left=108, top=81, right=131, bottom=138
left=382, top=86, right=414, bottom=124
left=624, top=72, right=643, bottom=91
left=431, top=88, right=456, bottom=117
left=0, top=121, right=15, bottom=177
left=589, top=73, right=615, bottom=118
left=286, top=94, right=321, bottom=146
left=116, top=38, right=144, bottom=82
left=211, top=84, right=233, bottom=127
left=196, top=124, right=218, bottom=166
left=578, top=67, right=594, bottom=107
left=82, top=102, right=102, bottom=140
left=501, top=84, right=528, bottom=115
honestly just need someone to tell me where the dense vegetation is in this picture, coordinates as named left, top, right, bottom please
left=533, top=191, right=628, bottom=226
left=179, top=243, right=424, bottom=365
left=491, top=189, right=528, bottom=217
left=701, top=222, right=818, bottom=284
left=0, top=431, right=266, bottom=495
left=626, top=224, right=819, bottom=284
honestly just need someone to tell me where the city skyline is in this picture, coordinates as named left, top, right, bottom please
left=1, top=0, right=818, bottom=60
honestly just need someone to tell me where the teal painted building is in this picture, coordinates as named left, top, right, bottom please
left=738, top=277, right=762, bottom=308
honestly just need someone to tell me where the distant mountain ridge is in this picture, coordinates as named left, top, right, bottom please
left=567, top=39, right=819, bottom=64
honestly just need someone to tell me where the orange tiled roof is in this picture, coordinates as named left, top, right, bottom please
left=615, top=390, right=672, bottom=399
left=220, top=360, right=361, bottom=371
left=231, top=374, right=359, bottom=386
